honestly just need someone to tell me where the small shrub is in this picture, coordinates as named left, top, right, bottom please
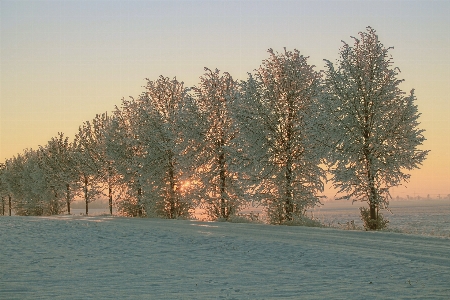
left=282, top=215, right=323, bottom=227
left=359, top=207, right=389, bottom=230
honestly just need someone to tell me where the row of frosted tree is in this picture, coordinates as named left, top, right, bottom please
left=0, top=28, right=428, bottom=229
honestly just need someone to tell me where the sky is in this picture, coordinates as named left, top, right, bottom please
left=1, top=0, right=449, bottom=199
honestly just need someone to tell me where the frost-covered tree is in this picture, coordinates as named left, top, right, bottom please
left=135, top=76, right=195, bottom=218
left=240, top=48, right=325, bottom=225
left=80, top=113, right=119, bottom=215
left=3, top=152, right=35, bottom=215
left=106, top=76, right=209, bottom=219
left=39, top=133, right=78, bottom=214
left=106, top=97, right=148, bottom=217
left=322, top=27, right=429, bottom=230
left=3, top=149, right=59, bottom=215
left=192, top=68, right=247, bottom=220
left=1, top=160, right=18, bottom=216
left=73, top=120, right=107, bottom=215
left=2, top=156, right=24, bottom=214
left=0, top=163, right=7, bottom=215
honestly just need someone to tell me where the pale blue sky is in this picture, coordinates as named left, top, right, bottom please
left=1, top=0, right=449, bottom=196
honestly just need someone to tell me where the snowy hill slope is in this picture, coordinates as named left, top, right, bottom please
left=1, top=216, right=449, bottom=299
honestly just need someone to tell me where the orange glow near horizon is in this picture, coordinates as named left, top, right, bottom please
left=1, top=1, right=449, bottom=199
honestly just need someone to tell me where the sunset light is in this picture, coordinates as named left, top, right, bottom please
left=1, top=1, right=449, bottom=299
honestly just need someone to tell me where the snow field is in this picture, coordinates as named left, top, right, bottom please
left=306, top=199, right=450, bottom=237
left=1, top=216, right=449, bottom=299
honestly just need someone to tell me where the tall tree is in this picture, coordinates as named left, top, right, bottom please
left=3, top=150, right=58, bottom=216
left=322, top=27, right=429, bottom=230
left=192, top=68, right=246, bottom=220
left=105, top=77, right=208, bottom=219
left=80, top=113, right=119, bottom=215
left=136, top=76, right=194, bottom=219
left=39, top=133, right=78, bottom=214
left=106, top=97, right=148, bottom=217
left=242, top=48, right=325, bottom=224
left=2, top=155, right=25, bottom=215
left=73, top=120, right=106, bottom=215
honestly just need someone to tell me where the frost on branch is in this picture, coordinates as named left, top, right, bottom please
left=321, top=27, right=429, bottom=230
left=240, top=48, right=326, bottom=225
left=105, top=76, right=195, bottom=218
left=191, top=68, right=249, bottom=220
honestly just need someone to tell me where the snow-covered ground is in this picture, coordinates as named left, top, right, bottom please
left=308, top=199, right=450, bottom=237
left=1, top=214, right=449, bottom=299
left=67, top=198, right=450, bottom=238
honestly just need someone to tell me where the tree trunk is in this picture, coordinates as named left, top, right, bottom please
left=9, top=195, right=12, bottom=216
left=363, top=110, right=378, bottom=230
left=52, top=192, right=58, bottom=215
left=219, top=138, right=227, bottom=219
left=66, top=183, right=71, bottom=215
left=284, top=104, right=294, bottom=222
left=368, top=183, right=378, bottom=230
left=137, top=186, right=142, bottom=217
left=109, top=186, right=112, bottom=215
left=108, top=164, right=113, bottom=215
left=1, top=197, right=4, bottom=215
left=84, top=175, right=89, bottom=215
left=284, top=159, right=293, bottom=222
left=168, top=154, right=176, bottom=219
left=366, top=150, right=378, bottom=230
